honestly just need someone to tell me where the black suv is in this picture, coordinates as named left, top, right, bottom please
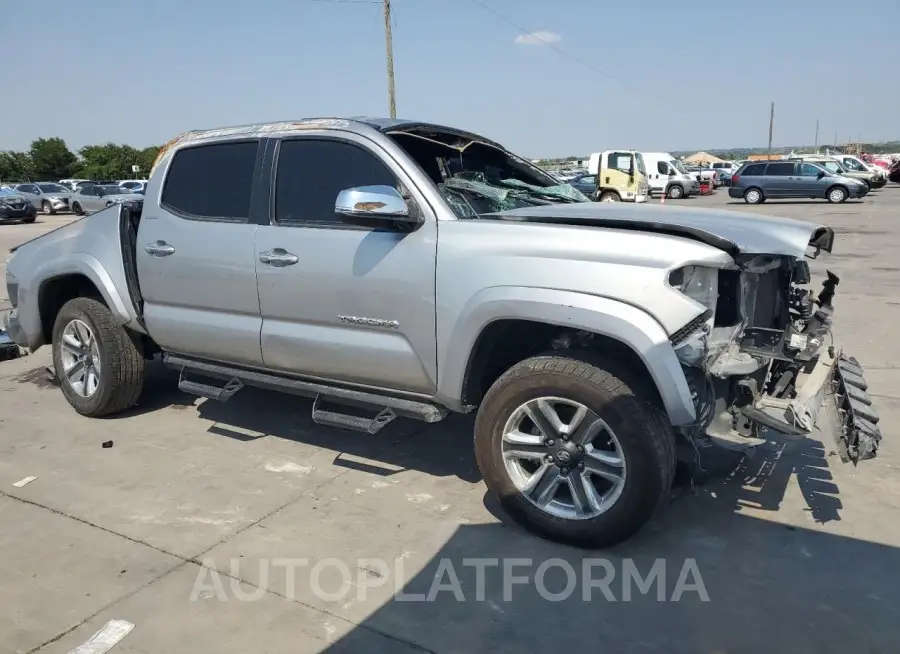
left=728, top=160, right=868, bottom=204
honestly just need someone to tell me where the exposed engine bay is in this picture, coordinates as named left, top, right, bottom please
left=670, top=254, right=881, bottom=464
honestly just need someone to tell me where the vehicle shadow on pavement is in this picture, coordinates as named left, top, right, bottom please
left=684, top=435, right=843, bottom=525
left=189, top=380, right=483, bottom=484
left=315, top=507, right=898, bottom=653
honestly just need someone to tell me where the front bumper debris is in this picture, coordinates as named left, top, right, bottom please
left=832, top=355, right=881, bottom=463
left=752, top=347, right=880, bottom=464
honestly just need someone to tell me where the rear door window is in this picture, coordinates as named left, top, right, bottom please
left=765, top=162, right=795, bottom=176
left=740, top=163, right=765, bottom=176
left=161, top=140, right=259, bottom=221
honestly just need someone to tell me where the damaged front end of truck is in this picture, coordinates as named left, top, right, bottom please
left=671, top=229, right=881, bottom=465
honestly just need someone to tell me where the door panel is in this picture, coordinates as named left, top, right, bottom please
left=796, top=163, right=824, bottom=196
left=256, top=136, right=438, bottom=394
left=137, top=139, right=265, bottom=366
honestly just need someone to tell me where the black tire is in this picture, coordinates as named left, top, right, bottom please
left=72, top=202, right=84, bottom=216
left=51, top=297, right=145, bottom=417
left=743, top=187, right=764, bottom=204
left=21, top=216, right=36, bottom=224
left=474, top=354, right=676, bottom=548
left=667, top=184, right=685, bottom=200
left=826, top=185, right=848, bottom=204
left=41, top=200, right=54, bottom=215
left=598, top=191, right=620, bottom=203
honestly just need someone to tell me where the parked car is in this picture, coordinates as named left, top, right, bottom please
left=2, top=117, right=880, bottom=548
left=828, top=155, right=886, bottom=189
left=59, top=178, right=92, bottom=190
left=12, top=182, right=73, bottom=215
left=729, top=160, right=867, bottom=204
left=0, top=188, right=37, bottom=223
left=70, top=184, right=144, bottom=215
left=567, top=173, right=598, bottom=198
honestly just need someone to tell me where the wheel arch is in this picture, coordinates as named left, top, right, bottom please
left=30, top=256, right=137, bottom=349
left=437, top=287, right=696, bottom=426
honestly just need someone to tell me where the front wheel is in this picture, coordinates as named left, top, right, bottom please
left=52, top=297, right=145, bottom=417
left=474, top=355, right=675, bottom=548
left=41, top=201, right=55, bottom=215
left=827, top=186, right=848, bottom=203
left=667, top=185, right=684, bottom=199
left=72, top=202, right=84, bottom=216
left=598, top=191, right=620, bottom=203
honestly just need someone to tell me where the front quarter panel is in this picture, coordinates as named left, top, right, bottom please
left=433, top=220, right=731, bottom=424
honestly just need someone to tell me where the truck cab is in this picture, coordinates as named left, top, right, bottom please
left=587, top=150, right=649, bottom=203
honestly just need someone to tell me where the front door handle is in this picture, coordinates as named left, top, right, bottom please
left=259, top=248, right=299, bottom=267
left=145, top=241, right=175, bottom=257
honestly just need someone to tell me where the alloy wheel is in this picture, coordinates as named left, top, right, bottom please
left=59, top=319, right=102, bottom=397
left=501, top=396, right=626, bottom=520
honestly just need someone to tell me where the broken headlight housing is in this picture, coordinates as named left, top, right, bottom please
left=668, top=265, right=719, bottom=314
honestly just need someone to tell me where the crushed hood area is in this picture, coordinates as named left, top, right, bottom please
left=483, top=202, right=834, bottom=258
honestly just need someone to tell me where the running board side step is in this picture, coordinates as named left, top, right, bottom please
left=164, top=355, right=448, bottom=424
left=311, top=396, right=397, bottom=434
left=178, top=369, right=244, bottom=401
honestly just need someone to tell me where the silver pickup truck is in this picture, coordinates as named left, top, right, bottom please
left=1, top=117, right=881, bottom=548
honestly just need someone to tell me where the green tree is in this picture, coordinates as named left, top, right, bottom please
left=29, top=137, right=77, bottom=180
left=0, top=151, right=34, bottom=182
left=136, top=145, right=161, bottom=177
left=78, top=143, right=139, bottom=179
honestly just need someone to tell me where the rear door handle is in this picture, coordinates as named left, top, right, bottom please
left=144, top=241, right=175, bottom=257
left=259, top=248, right=299, bottom=267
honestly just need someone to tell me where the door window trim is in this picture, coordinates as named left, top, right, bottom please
left=159, top=138, right=264, bottom=224
left=266, top=133, right=432, bottom=231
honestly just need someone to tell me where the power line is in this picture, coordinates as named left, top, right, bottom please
left=466, top=0, right=636, bottom=91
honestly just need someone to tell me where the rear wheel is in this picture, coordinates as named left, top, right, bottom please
left=21, top=216, right=36, bottom=224
left=474, top=354, right=675, bottom=548
left=743, top=187, right=764, bottom=204
left=598, top=191, right=620, bottom=203
left=827, top=186, right=848, bottom=203
left=51, top=297, right=145, bottom=417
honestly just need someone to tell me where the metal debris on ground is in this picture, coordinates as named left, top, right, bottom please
left=12, top=476, right=38, bottom=488
left=69, top=619, right=135, bottom=654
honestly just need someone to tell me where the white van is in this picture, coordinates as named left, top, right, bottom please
left=641, top=152, right=698, bottom=199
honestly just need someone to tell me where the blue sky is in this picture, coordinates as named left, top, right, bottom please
left=3, top=0, right=896, bottom=157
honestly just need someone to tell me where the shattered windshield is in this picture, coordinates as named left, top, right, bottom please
left=387, top=129, right=590, bottom=218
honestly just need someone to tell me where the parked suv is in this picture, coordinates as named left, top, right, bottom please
left=729, top=160, right=867, bottom=204
left=3, top=118, right=881, bottom=548
left=12, top=182, right=73, bottom=215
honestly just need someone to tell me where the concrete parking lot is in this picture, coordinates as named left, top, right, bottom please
left=2, top=189, right=900, bottom=653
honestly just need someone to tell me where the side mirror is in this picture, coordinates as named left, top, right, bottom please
left=817, top=171, right=826, bottom=179
left=334, top=185, right=421, bottom=230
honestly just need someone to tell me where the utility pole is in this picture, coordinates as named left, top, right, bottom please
left=767, top=102, right=774, bottom=159
left=383, top=0, right=396, bottom=118
left=814, top=119, right=819, bottom=151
